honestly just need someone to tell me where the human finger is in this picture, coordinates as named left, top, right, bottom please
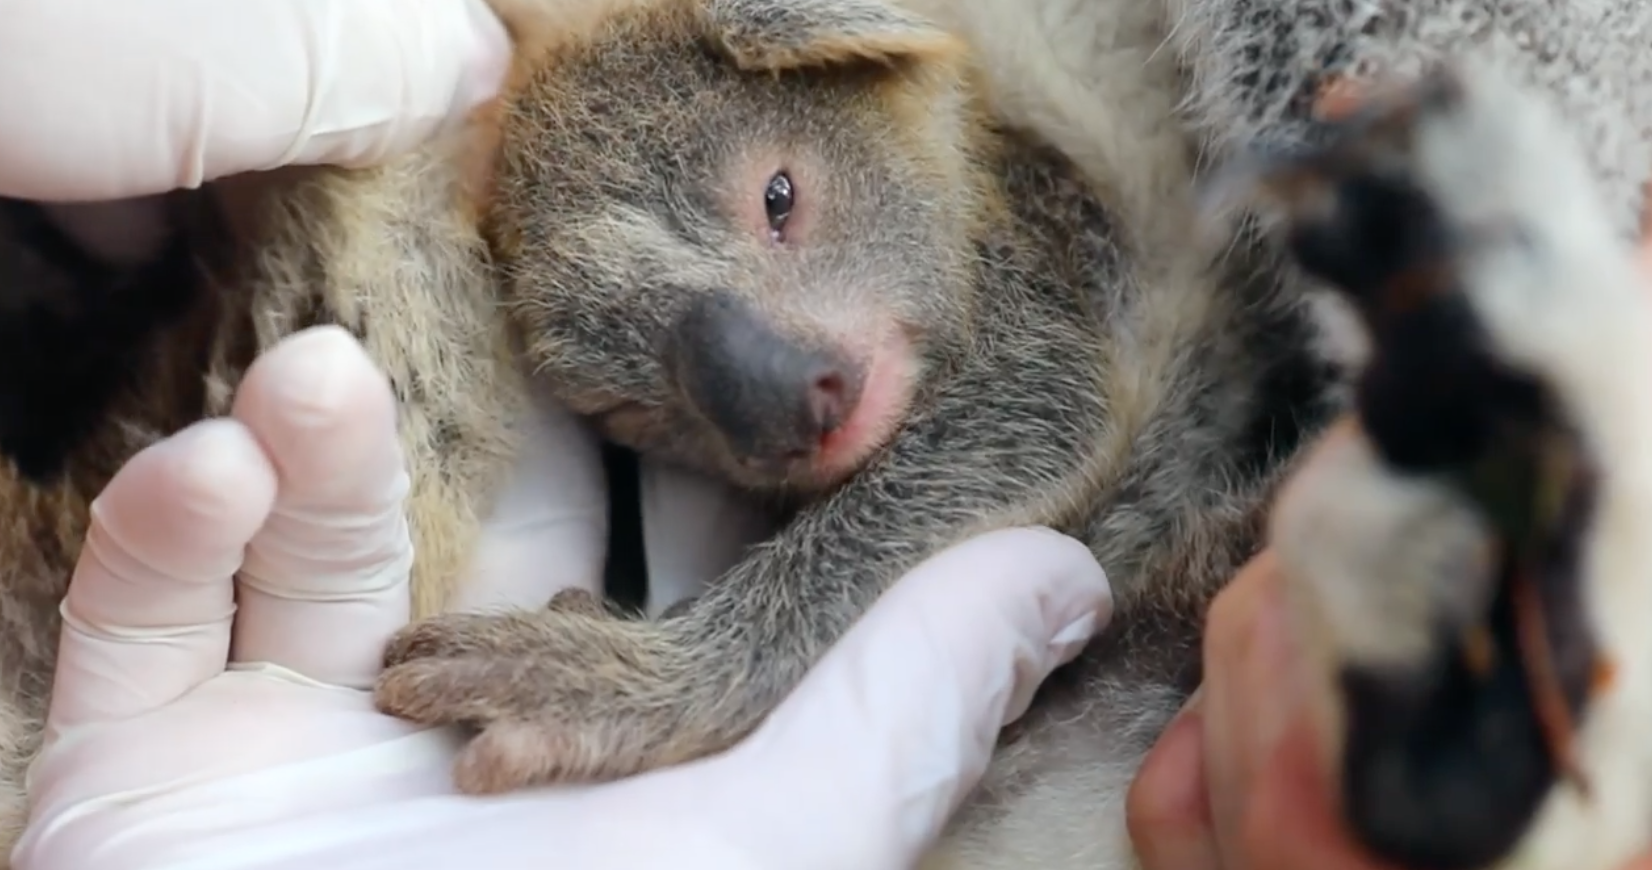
left=713, top=527, right=1113, bottom=867
left=1199, top=549, right=1304, bottom=866
left=1200, top=550, right=1408, bottom=870
left=50, top=420, right=276, bottom=730
left=0, top=0, right=509, bottom=201
left=1239, top=714, right=1396, bottom=870
left=1128, top=689, right=1222, bottom=870
left=228, top=326, right=412, bottom=689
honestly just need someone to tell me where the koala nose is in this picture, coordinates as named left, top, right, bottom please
left=671, top=294, right=866, bottom=461
left=807, top=370, right=851, bottom=433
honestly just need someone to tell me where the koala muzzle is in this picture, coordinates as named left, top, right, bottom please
left=671, top=294, right=865, bottom=464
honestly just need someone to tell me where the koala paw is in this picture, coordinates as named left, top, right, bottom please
left=1253, top=62, right=1652, bottom=870
left=374, top=589, right=709, bottom=794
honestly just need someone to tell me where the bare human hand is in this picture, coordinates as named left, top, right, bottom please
left=1127, top=482, right=1652, bottom=870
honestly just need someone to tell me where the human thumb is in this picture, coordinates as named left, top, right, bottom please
left=711, top=527, right=1113, bottom=869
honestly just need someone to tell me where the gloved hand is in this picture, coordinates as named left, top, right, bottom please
left=0, top=0, right=511, bottom=202
left=16, top=326, right=1114, bottom=870
left=0, top=0, right=512, bottom=275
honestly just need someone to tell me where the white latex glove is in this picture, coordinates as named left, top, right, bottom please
left=0, top=0, right=511, bottom=202
left=16, top=326, right=1114, bottom=870
left=0, top=0, right=511, bottom=271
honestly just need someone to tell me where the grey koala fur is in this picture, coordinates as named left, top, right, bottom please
left=0, top=1, right=1646, bottom=869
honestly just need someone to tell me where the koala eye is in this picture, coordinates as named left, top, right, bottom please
left=763, top=171, right=794, bottom=239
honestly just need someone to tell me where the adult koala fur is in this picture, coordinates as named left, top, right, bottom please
left=0, top=0, right=1649, bottom=869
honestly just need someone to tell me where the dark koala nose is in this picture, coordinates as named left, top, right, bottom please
left=671, top=294, right=865, bottom=461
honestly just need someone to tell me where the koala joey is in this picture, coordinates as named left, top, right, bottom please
left=375, top=0, right=1334, bottom=843
left=348, top=2, right=1644, bottom=870
left=0, top=2, right=1648, bottom=870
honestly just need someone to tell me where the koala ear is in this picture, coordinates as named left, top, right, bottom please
left=705, top=0, right=961, bottom=72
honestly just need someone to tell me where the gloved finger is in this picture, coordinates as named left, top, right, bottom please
left=50, top=419, right=277, bottom=731
left=229, top=326, right=413, bottom=690
left=639, top=460, right=779, bottom=616
left=1128, top=689, right=1223, bottom=870
left=0, top=0, right=510, bottom=202
left=714, top=527, right=1113, bottom=868
left=452, top=387, right=608, bottom=612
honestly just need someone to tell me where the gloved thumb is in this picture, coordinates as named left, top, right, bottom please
left=229, top=326, right=414, bottom=691
left=713, top=527, right=1113, bottom=869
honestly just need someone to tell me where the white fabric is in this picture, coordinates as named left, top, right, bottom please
left=640, top=461, right=781, bottom=616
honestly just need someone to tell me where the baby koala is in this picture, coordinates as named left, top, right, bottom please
left=377, top=3, right=1328, bottom=868
left=364, top=1, right=1650, bottom=867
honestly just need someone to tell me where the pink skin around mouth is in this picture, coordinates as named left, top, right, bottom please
left=812, top=330, right=917, bottom=481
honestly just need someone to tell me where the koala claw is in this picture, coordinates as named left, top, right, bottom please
left=374, top=594, right=700, bottom=792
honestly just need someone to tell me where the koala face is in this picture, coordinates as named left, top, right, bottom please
left=486, top=0, right=981, bottom=494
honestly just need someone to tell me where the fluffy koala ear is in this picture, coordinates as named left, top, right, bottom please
left=705, top=0, right=961, bottom=72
